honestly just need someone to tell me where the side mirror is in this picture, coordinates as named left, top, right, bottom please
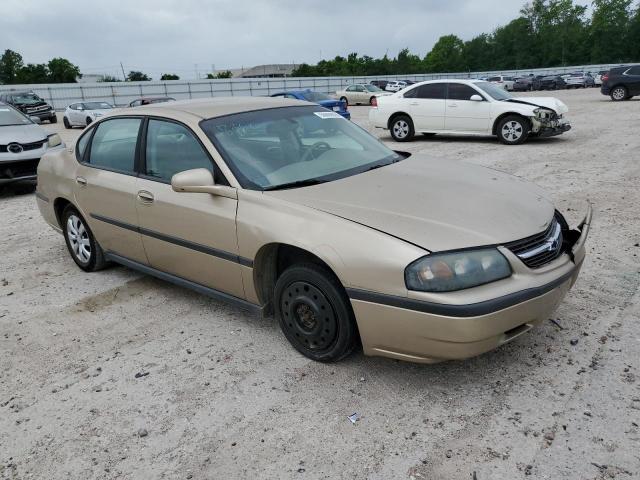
left=171, top=168, right=237, bottom=199
left=29, top=116, right=42, bottom=124
left=470, top=94, right=484, bottom=102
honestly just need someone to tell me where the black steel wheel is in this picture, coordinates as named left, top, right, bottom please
left=275, top=263, right=358, bottom=362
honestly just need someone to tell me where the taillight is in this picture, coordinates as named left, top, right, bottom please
left=371, top=97, right=378, bottom=107
left=602, top=73, right=609, bottom=82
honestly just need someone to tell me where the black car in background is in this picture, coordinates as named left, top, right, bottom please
left=601, top=65, right=640, bottom=101
left=513, top=76, right=534, bottom=91
left=370, top=80, right=389, bottom=90
left=538, top=75, right=567, bottom=90
left=0, top=91, right=57, bottom=123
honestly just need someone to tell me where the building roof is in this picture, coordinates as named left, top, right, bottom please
left=238, top=64, right=296, bottom=78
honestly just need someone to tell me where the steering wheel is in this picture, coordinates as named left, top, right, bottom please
left=301, top=141, right=331, bottom=162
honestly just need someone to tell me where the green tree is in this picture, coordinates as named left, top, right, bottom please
left=424, top=35, right=465, bottom=72
left=628, top=4, right=640, bottom=60
left=0, top=49, right=24, bottom=84
left=160, top=73, right=180, bottom=80
left=47, top=58, right=81, bottom=83
left=207, top=70, right=233, bottom=79
left=589, top=0, right=632, bottom=63
left=16, top=63, right=49, bottom=84
left=98, top=75, right=121, bottom=82
left=127, top=71, right=151, bottom=81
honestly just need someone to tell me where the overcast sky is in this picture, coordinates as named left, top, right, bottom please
left=2, top=0, right=541, bottom=79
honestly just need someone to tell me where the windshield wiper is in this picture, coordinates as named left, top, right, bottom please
left=263, top=178, right=328, bottom=191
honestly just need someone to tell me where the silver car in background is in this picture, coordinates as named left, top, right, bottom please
left=63, top=101, right=116, bottom=128
left=0, top=102, right=65, bottom=188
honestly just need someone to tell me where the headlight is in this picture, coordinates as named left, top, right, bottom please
left=405, top=248, right=511, bottom=292
left=47, top=133, right=62, bottom=148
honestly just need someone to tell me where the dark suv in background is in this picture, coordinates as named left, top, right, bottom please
left=0, top=91, right=57, bottom=123
left=601, top=65, right=640, bottom=101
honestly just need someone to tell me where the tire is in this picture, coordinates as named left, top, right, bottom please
left=61, top=205, right=107, bottom=272
left=274, top=263, right=358, bottom=362
left=497, top=115, right=530, bottom=145
left=49, top=115, right=57, bottom=124
left=86, top=117, right=93, bottom=126
left=340, top=96, right=348, bottom=107
left=63, top=117, right=71, bottom=129
left=389, top=114, right=414, bottom=142
left=610, top=86, right=627, bottom=101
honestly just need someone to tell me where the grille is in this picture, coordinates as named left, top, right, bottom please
left=0, top=158, right=40, bottom=179
left=504, top=216, right=564, bottom=269
left=0, top=140, right=46, bottom=153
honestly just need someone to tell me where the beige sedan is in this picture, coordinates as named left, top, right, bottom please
left=35, top=97, right=591, bottom=363
left=335, top=83, right=390, bottom=106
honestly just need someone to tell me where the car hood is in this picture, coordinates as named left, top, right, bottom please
left=87, top=109, right=113, bottom=116
left=506, top=97, right=568, bottom=114
left=0, top=124, right=47, bottom=144
left=265, top=155, right=555, bottom=252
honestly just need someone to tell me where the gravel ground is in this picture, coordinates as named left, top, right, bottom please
left=1, top=88, right=639, bottom=480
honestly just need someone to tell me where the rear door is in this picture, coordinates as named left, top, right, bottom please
left=444, top=83, right=492, bottom=133
left=74, top=117, right=148, bottom=263
left=406, top=83, right=446, bottom=132
left=134, top=117, right=244, bottom=297
left=625, top=65, right=640, bottom=95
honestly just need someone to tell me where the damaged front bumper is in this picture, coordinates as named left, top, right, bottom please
left=531, top=109, right=571, bottom=137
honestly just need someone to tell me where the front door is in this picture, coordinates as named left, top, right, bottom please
left=135, top=118, right=244, bottom=298
left=444, top=83, right=492, bottom=133
left=74, top=117, right=148, bottom=264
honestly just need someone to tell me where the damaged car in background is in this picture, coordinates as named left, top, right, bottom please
left=370, top=79, right=571, bottom=145
left=35, top=97, right=589, bottom=364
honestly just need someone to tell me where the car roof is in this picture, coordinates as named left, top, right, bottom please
left=127, top=96, right=312, bottom=120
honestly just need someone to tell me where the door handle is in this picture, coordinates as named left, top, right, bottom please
left=448, top=104, right=458, bottom=107
left=137, top=190, right=154, bottom=203
left=76, top=176, right=87, bottom=186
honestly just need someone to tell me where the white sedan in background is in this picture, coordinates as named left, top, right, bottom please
left=335, top=84, right=390, bottom=106
left=487, top=75, right=515, bottom=91
left=63, top=101, right=115, bottom=128
left=369, top=79, right=571, bottom=145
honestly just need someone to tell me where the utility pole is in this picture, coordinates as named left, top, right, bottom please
left=194, top=64, right=199, bottom=79
left=120, top=62, right=126, bottom=81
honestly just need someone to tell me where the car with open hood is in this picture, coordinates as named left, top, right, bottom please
left=369, top=79, right=571, bottom=145
left=0, top=102, right=64, bottom=187
left=35, top=97, right=590, bottom=364
left=63, top=101, right=116, bottom=128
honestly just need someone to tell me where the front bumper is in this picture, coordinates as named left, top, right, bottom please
left=538, top=123, right=571, bottom=137
left=0, top=144, right=65, bottom=185
left=349, top=205, right=591, bottom=363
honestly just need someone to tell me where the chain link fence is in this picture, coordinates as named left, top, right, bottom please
left=0, top=63, right=622, bottom=110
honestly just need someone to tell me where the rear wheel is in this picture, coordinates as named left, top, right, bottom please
left=275, top=263, right=358, bottom=362
left=340, top=96, right=348, bottom=107
left=49, top=115, right=57, bottom=124
left=497, top=115, right=529, bottom=145
left=62, top=206, right=107, bottom=272
left=389, top=114, right=414, bottom=142
left=63, top=117, right=71, bottom=129
left=610, top=86, right=627, bottom=101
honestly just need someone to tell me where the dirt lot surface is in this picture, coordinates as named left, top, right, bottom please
left=1, top=88, right=639, bottom=479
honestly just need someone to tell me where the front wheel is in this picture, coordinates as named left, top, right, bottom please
left=274, top=263, right=358, bottom=362
left=49, top=115, right=57, bottom=124
left=86, top=117, right=93, bottom=126
left=62, top=206, right=107, bottom=272
left=497, top=115, right=530, bottom=145
left=610, top=86, right=627, bottom=101
left=63, top=117, right=71, bottom=129
left=389, top=115, right=415, bottom=142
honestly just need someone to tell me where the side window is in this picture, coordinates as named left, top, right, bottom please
left=488, top=76, right=500, bottom=82
left=416, top=83, right=446, bottom=99
left=346, top=86, right=356, bottom=92
left=284, top=94, right=297, bottom=99
left=76, top=129, right=92, bottom=161
left=88, top=118, right=141, bottom=173
left=448, top=83, right=481, bottom=101
left=403, top=87, right=418, bottom=98
left=130, top=100, right=142, bottom=107
left=355, top=85, right=365, bottom=92
left=628, top=66, right=640, bottom=75
left=144, top=119, right=213, bottom=183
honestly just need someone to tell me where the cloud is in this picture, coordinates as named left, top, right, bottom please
left=0, top=0, right=530, bottom=79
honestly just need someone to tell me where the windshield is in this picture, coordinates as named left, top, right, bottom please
left=84, top=102, right=113, bottom=110
left=201, top=106, right=403, bottom=190
left=0, top=106, right=32, bottom=126
left=365, top=85, right=383, bottom=92
left=300, top=91, right=333, bottom=102
left=473, top=81, right=513, bottom=101
left=12, top=93, right=42, bottom=105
